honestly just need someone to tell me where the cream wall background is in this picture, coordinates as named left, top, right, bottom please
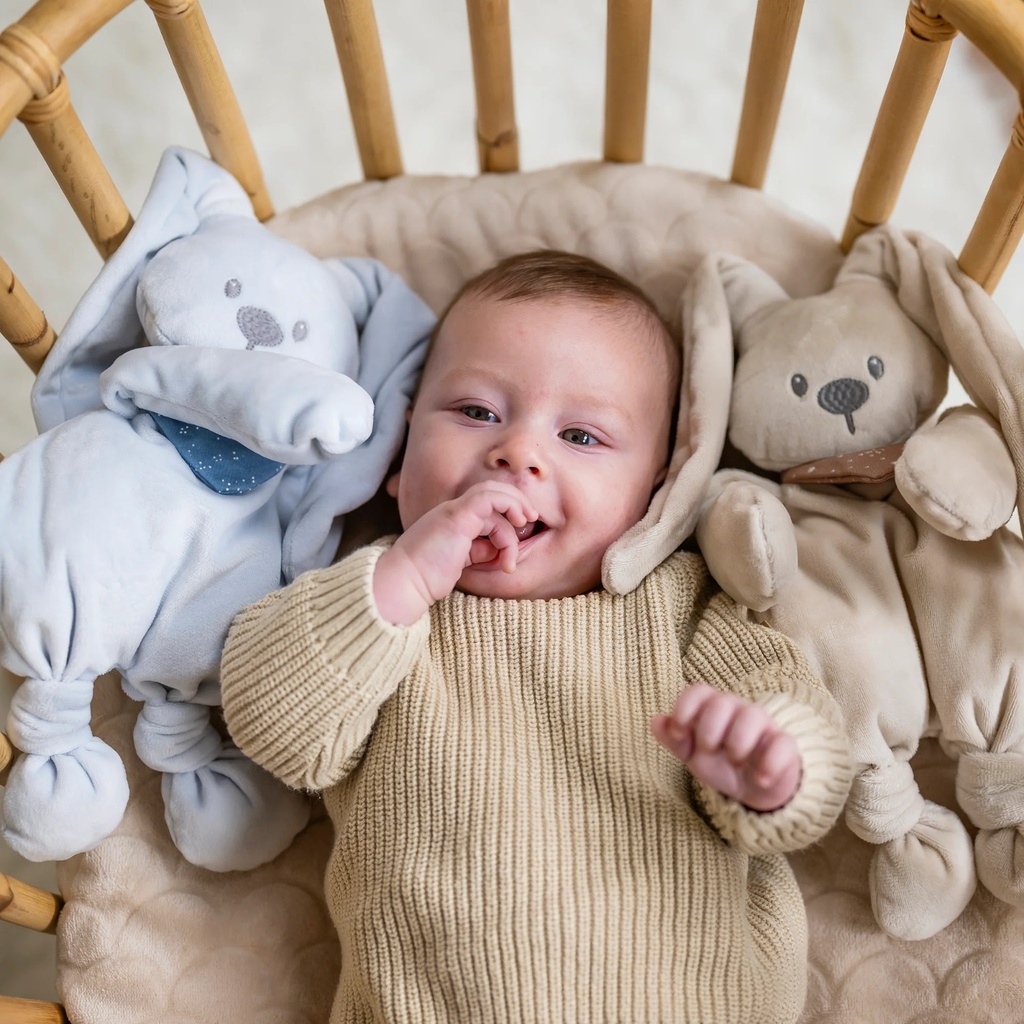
left=0, top=0, right=1021, bottom=1003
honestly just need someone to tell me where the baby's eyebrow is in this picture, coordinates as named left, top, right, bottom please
left=436, top=365, right=509, bottom=392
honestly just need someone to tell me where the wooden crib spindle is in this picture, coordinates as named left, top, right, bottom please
left=841, top=5, right=957, bottom=253
left=0, top=872, right=63, bottom=934
left=960, top=109, right=1024, bottom=291
left=909, top=0, right=1024, bottom=290
left=0, top=997, right=67, bottom=1024
left=145, top=0, right=273, bottom=219
left=324, top=0, right=404, bottom=180
left=0, top=729, right=12, bottom=786
left=19, top=77, right=134, bottom=260
left=603, top=0, right=652, bottom=164
left=466, top=0, right=518, bottom=173
left=731, top=0, right=806, bottom=190
left=0, top=254, right=56, bottom=374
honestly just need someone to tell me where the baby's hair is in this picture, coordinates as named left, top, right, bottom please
left=429, top=249, right=681, bottom=394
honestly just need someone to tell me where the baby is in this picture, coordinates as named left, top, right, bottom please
left=220, top=250, right=853, bottom=1024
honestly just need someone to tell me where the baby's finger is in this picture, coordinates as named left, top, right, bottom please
left=475, top=482, right=539, bottom=528
left=691, top=691, right=738, bottom=753
left=669, top=683, right=718, bottom=729
left=752, top=731, right=799, bottom=787
left=458, top=482, right=537, bottom=534
left=723, top=703, right=774, bottom=764
left=468, top=536, right=500, bottom=565
left=484, top=514, right=520, bottom=573
left=650, top=714, right=695, bottom=761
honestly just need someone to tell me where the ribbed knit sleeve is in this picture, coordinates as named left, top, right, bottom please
left=220, top=539, right=429, bottom=791
left=683, top=591, right=853, bottom=856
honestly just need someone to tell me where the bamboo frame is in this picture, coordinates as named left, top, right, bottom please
left=731, top=0, right=806, bottom=189
left=144, top=0, right=272, bottom=219
left=0, top=0, right=133, bottom=137
left=926, top=0, right=1024, bottom=291
left=960, top=110, right=1024, bottom=290
left=18, top=76, right=133, bottom=259
left=0, top=254, right=56, bottom=373
left=603, top=0, right=652, bottom=163
left=922, top=0, right=1024, bottom=91
left=0, top=997, right=67, bottom=1024
left=0, top=728, right=12, bottom=786
left=0, top=872, right=63, bottom=933
left=324, top=0, right=404, bottom=180
left=839, top=0, right=1024, bottom=291
left=841, top=7, right=958, bottom=252
left=0, top=0, right=1021, bottom=1018
left=466, top=0, right=518, bottom=173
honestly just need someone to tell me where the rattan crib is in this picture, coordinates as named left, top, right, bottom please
left=1, top=1, right=1024, bottom=1021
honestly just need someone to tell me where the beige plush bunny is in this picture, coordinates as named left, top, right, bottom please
left=686, top=226, right=1024, bottom=940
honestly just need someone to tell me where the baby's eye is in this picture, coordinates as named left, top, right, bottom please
left=560, top=427, right=598, bottom=447
left=461, top=405, right=497, bottom=423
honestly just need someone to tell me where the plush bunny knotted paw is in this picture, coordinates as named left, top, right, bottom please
left=867, top=802, right=977, bottom=941
left=956, top=749, right=1024, bottom=907
left=161, top=742, right=311, bottom=873
left=134, top=694, right=309, bottom=872
left=2, top=677, right=129, bottom=861
left=846, top=762, right=976, bottom=940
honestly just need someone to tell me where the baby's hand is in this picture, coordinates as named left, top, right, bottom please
left=650, top=683, right=801, bottom=812
left=373, top=482, right=538, bottom=625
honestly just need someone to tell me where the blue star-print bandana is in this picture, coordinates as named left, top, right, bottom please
left=149, top=413, right=286, bottom=494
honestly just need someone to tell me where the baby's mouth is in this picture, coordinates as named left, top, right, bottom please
left=514, top=520, right=546, bottom=541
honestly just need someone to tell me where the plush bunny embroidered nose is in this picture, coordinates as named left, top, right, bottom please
left=237, top=304, right=285, bottom=349
left=816, top=376, right=870, bottom=433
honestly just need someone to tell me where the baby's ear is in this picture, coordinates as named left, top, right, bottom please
left=382, top=405, right=414, bottom=500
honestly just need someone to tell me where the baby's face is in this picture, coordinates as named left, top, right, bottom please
left=392, top=293, right=673, bottom=599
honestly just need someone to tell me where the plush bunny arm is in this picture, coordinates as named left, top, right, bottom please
left=695, top=471, right=798, bottom=612
left=896, top=404, right=1017, bottom=541
left=100, top=346, right=374, bottom=463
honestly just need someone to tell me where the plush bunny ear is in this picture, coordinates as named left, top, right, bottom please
left=281, top=258, right=436, bottom=581
left=601, top=253, right=737, bottom=594
left=31, top=146, right=256, bottom=432
left=718, top=257, right=790, bottom=344
left=840, top=225, right=1024, bottom=520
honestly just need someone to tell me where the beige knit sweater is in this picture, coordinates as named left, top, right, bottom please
left=221, top=540, right=852, bottom=1024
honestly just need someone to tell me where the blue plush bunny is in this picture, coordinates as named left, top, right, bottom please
left=0, top=148, right=435, bottom=871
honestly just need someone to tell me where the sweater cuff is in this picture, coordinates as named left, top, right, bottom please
left=694, top=669, right=854, bottom=855
left=222, top=538, right=429, bottom=789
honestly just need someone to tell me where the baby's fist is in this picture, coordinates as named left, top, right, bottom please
left=651, top=683, right=801, bottom=812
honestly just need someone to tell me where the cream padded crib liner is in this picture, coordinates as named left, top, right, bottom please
left=55, top=161, right=1021, bottom=1024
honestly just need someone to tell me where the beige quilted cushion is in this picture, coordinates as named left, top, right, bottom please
left=55, top=162, right=1024, bottom=1023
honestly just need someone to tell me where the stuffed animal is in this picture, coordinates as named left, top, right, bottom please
left=691, top=225, right=1024, bottom=940
left=0, top=147, right=435, bottom=871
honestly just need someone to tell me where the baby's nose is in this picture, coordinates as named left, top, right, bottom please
left=489, top=437, right=544, bottom=477
left=494, top=456, right=541, bottom=476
